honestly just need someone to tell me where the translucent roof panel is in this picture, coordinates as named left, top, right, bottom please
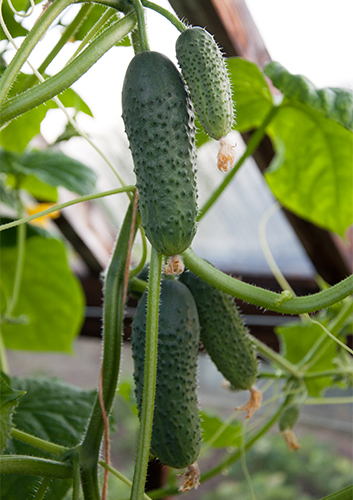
left=192, top=133, right=315, bottom=277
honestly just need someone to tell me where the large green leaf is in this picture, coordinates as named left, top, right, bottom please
left=200, top=410, right=242, bottom=448
left=266, top=102, right=353, bottom=236
left=0, top=372, right=25, bottom=453
left=0, top=107, right=47, bottom=152
left=264, top=61, right=353, bottom=132
left=1, top=376, right=95, bottom=500
left=0, top=0, right=30, bottom=40
left=0, top=235, right=85, bottom=351
left=227, top=57, right=273, bottom=132
left=0, top=149, right=97, bottom=195
left=276, top=318, right=338, bottom=396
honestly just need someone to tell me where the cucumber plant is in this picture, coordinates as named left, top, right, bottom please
left=0, top=1, right=352, bottom=500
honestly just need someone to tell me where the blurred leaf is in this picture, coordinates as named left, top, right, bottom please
left=200, top=410, right=242, bottom=448
left=0, top=107, right=47, bottom=152
left=276, top=319, right=338, bottom=396
left=1, top=235, right=85, bottom=352
left=0, top=180, right=17, bottom=209
left=19, top=175, right=58, bottom=202
left=117, top=378, right=138, bottom=417
left=0, top=373, right=25, bottom=453
left=2, top=376, right=95, bottom=500
left=319, top=485, right=353, bottom=500
left=264, top=61, right=353, bottom=131
left=0, top=149, right=97, bottom=195
left=0, top=219, right=51, bottom=248
left=266, top=102, right=353, bottom=237
left=227, top=57, right=273, bottom=132
left=68, top=5, right=119, bottom=42
left=0, top=0, right=30, bottom=40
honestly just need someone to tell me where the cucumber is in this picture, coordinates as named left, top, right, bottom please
left=176, top=27, right=234, bottom=140
left=279, top=405, right=300, bottom=432
left=179, top=269, right=258, bottom=391
left=122, top=51, right=198, bottom=256
left=131, top=279, right=201, bottom=469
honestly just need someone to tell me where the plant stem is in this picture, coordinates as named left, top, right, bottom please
left=67, top=7, right=117, bottom=64
left=298, top=299, right=353, bottom=370
left=0, top=0, right=75, bottom=107
left=129, top=226, right=147, bottom=280
left=0, top=12, right=137, bottom=125
left=182, top=248, right=353, bottom=314
left=79, top=203, right=136, bottom=500
left=5, top=219, right=26, bottom=319
left=22, top=3, right=94, bottom=91
left=131, top=0, right=149, bottom=51
left=0, top=186, right=135, bottom=232
left=304, top=397, right=353, bottom=405
left=130, top=248, right=163, bottom=500
left=0, top=455, right=72, bottom=478
left=141, top=0, right=185, bottom=32
left=99, top=460, right=153, bottom=500
left=11, top=428, right=68, bottom=455
left=304, top=368, right=353, bottom=380
left=198, top=105, right=279, bottom=221
left=250, top=336, right=302, bottom=378
left=33, top=478, right=51, bottom=500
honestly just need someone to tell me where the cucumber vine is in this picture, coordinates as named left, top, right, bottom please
left=0, top=1, right=352, bottom=500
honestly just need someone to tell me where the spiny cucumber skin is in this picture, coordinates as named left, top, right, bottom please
left=179, top=270, right=258, bottom=391
left=176, top=27, right=234, bottom=140
left=131, top=279, right=201, bottom=469
left=122, top=51, right=198, bottom=256
left=279, top=405, right=300, bottom=431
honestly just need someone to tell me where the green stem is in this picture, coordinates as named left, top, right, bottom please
left=11, top=428, right=68, bottom=455
left=298, top=299, right=353, bottom=370
left=198, top=105, right=279, bottom=221
left=131, top=0, right=149, bottom=51
left=128, top=277, right=148, bottom=294
left=5, top=216, right=26, bottom=317
left=130, top=248, right=163, bottom=500
left=0, top=332, right=9, bottom=374
left=0, top=12, right=137, bottom=125
left=0, top=0, right=76, bottom=107
left=22, top=3, right=94, bottom=92
left=304, top=397, right=353, bottom=405
left=0, top=455, right=72, bottom=478
left=304, top=368, right=353, bottom=380
left=79, top=203, right=136, bottom=500
left=142, top=0, right=186, bottom=32
left=182, top=248, right=353, bottom=314
left=67, top=7, right=117, bottom=64
left=98, top=460, right=152, bottom=500
left=33, top=478, right=51, bottom=500
left=0, top=186, right=135, bottom=233
left=129, top=226, right=147, bottom=280
left=72, top=452, right=81, bottom=500
left=250, top=336, right=302, bottom=378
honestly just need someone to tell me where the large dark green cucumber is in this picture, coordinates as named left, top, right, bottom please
left=131, top=279, right=201, bottom=469
left=176, top=27, right=234, bottom=140
left=122, top=51, right=198, bottom=256
left=179, top=270, right=258, bottom=391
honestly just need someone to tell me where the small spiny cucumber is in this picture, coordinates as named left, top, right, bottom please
left=122, top=51, right=198, bottom=256
left=279, top=404, right=301, bottom=451
left=131, top=279, right=201, bottom=469
left=176, top=27, right=234, bottom=141
left=179, top=269, right=258, bottom=392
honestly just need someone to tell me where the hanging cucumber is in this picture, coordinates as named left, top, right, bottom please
left=131, top=279, right=201, bottom=473
left=176, top=27, right=234, bottom=141
left=279, top=405, right=302, bottom=451
left=122, top=51, right=198, bottom=256
left=179, top=269, right=260, bottom=418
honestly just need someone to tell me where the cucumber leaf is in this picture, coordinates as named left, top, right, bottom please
left=264, top=61, right=353, bottom=131
left=2, top=376, right=95, bottom=500
left=266, top=102, right=353, bottom=237
left=0, top=373, right=25, bottom=453
left=227, top=57, right=273, bottom=132
left=200, top=410, right=242, bottom=448
left=0, top=235, right=85, bottom=352
left=0, top=149, right=97, bottom=196
left=318, top=485, right=353, bottom=500
left=276, top=318, right=339, bottom=396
